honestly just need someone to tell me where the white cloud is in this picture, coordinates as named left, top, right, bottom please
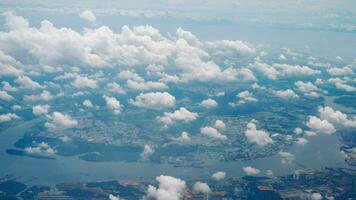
left=205, top=40, right=255, bottom=56
left=12, top=105, right=21, bottom=111
left=83, top=99, right=93, bottom=108
left=157, top=107, right=198, bottom=126
left=175, top=131, right=191, bottom=142
left=0, top=90, right=14, bottom=101
left=327, top=66, right=353, bottom=76
left=108, top=194, right=122, bottom=200
left=249, top=62, right=320, bottom=80
left=200, top=126, right=227, bottom=140
left=24, top=90, right=54, bottom=101
left=79, top=10, right=96, bottom=22
left=45, top=112, right=78, bottom=129
left=211, top=171, right=226, bottom=181
left=2, top=81, right=17, bottom=92
left=118, top=70, right=144, bottom=82
left=278, top=151, right=295, bottom=164
left=296, top=138, right=308, bottom=145
left=200, top=98, right=218, bottom=108
left=310, top=193, right=323, bottom=200
left=295, top=81, right=321, bottom=97
left=233, top=90, right=257, bottom=105
left=72, top=75, right=97, bottom=89
left=243, top=166, right=260, bottom=176
left=306, top=116, right=336, bottom=136
left=32, top=104, right=50, bottom=116
left=214, top=119, right=226, bottom=130
left=335, top=82, right=356, bottom=92
left=193, top=181, right=211, bottom=194
left=129, top=92, right=176, bottom=109
left=0, top=113, right=20, bottom=122
left=275, top=89, right=298, bottom=99
left=0, top=13, right=259, bottom=83
left=294, top=127, right=303, bottom=135
left=15, top=75, right=44, bottom=89
left=107, top=82, right=125, bottom=94
left=245, top=120, right=273, bottom=147
left=126, top=79, right=168, bottom=91
left=103, top=95, right=122, bottom=114
left=318, top=106, right=356, bottom=128
left=141, top=144, right=154, bottom=160
left=25, top=142, right=56, bottom=156
left=147, top=175, right=186, bottom=200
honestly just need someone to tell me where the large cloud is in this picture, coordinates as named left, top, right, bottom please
left=306, top=116, right=336, bottom=136
left=0, top=90, right=14, bottom=101
left=200, top=126, right=227, bottom=140
left=0, top=113, right=20, bottom=122
left=129, top=92, right=176, bottom=109
left=0, top=12, right=256, bottom=83
left=103, top=95, right=122, bottom=114
left=245, top=120, right=273, bottom=146
left=45, top=112, right=78, bottom=129
left=147, top=175, right=186, bottom=200
left=32, top=104, right=50, bottom=116
left=318, top=106, right=356, bottom=128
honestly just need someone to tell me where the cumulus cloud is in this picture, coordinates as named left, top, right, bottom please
left=295, top=81, right=321, bottom=97
left=229, top=90, right=257, bottom=106
left=0, top=113, right=20, bottom=122
left=141, top=144, right=154, bottom=160
left=15, top=75, right=44, bottom=89
left=249, top=62, right=320, bottom=80
left=296, top=138, right=308, bottom=145
left=318, top=106, right=356, bottom=128
left=306, top=116, right=336, bottom=136
left=25, top=142, right=56, bottom=156
left=129, top=92, right=175, bottom=109
left=126, top=79, right=168, bottom=91
left=211, top=171, right=226, bottom=181
left=107, top=82, right=125, bottom=94
left=199, top=98, right=218, bottom=108
left=72, top=75, right=97, bottom=88
left=2, top=81, right=17, bottom=92
left=245, top=120, right=273, bottom=146
left=200, top=126, right=227, bottom=140
left=103, top=95, right=122, bottom=114
left=79, top=10, right=96, bottom=22
left=214, top=119, right=226, bottom=130
left=278, top=151, right=295, bottom=164
left=83, top=99, right=93, bottom=108
left=147, top=175, right=186, bottom=200
left=275, top=89, right=298, bottom=99
left=243, top=166, right=260, bottom=176
left=327, top=66, right=353, bottom=76
left=193, top=182, right=211, bottom=194
left=310, top=193, right=323, bottom=200
left=108, top=194, right=122, bottom=200
left=118, top=70, right=144, bottom=82
left=335, top=82, right=356, bottom=92
left=24, top=90, right=54, bottom=101
left=45, top=112, right=78, bottom=129
left=32, top=104, right=50, bottom=116
left=174, top=131, right=191, bottom=142
left=157, top=107, right=198, bottom=126
left=0, top=13, right=259, bottom=83
left=0, top=90, right=14, bottom=101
